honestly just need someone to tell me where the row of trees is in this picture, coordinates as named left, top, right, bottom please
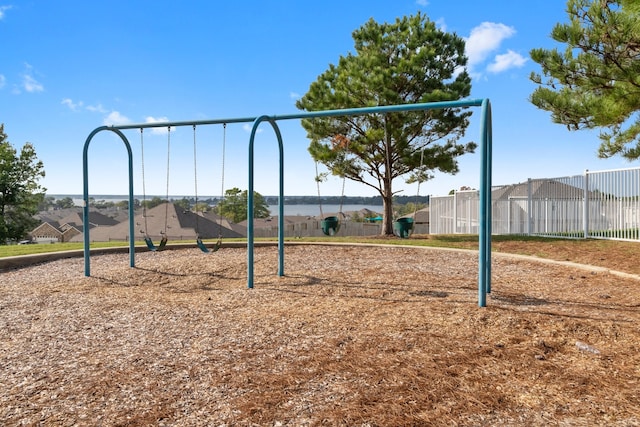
left=3, top=1, right=639, bottom=242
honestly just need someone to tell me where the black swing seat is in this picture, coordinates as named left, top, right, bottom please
left=196, top=236, right=222, bottom=254
left=212, top=237, right=222, bottom=252
left=158, top=235, right=168, bottom=250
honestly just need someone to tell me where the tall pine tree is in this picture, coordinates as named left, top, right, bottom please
left=297, top=13, right=475, bottom=235
left=530, top=0, right=640, bottom=159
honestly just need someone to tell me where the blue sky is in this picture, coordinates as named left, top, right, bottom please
left=0, top=1, right=633, bottom=198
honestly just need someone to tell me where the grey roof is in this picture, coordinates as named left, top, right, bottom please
left=492, top=180, right=592, bottom=200
left=70, top=202, right=245, bottom=242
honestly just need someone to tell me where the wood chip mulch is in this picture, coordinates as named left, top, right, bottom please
left=1, top=244, right=639, bottom=426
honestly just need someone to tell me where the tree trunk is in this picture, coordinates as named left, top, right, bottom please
left=381, top=116, right=394, bottom=236
left=381, top=191, right=394, bottom=235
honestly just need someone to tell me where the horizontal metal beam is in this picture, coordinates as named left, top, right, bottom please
left=105, top=99, right=486, bottom=131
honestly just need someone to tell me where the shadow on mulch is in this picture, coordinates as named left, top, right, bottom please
left=491, top=293, right=549, bottom=306
left=90, top=266, right=238, bottom=292
left=409, top=290, right=449, bottom=298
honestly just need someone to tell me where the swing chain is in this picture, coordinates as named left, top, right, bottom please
left=193, top=125, right=203, bottom=239
left=140, top=128, right=149, bottom=236
left=219, top=123, right=226, bottom=239
left=315, top=160, right=324, bottom=220
left=163, top=126, right=171, bottom=237
left=414, top=148, right=425, bottom=218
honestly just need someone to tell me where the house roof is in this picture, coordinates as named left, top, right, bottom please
left=60, top=211, right=119, bottom=228
left=31, top=222, right=63, bottom=237
left=492, top=180, right=592, bottom=200
left=405, top=207, right=430, bottom=223
left=71, top=202, right=244, bottom=242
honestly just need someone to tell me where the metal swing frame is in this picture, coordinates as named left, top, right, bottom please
left=82, top=99, right=493, bottom=307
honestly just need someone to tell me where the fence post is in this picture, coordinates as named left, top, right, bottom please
left=507, top=197, right=512, bottom=234
left=527, top=178, right=532, bottom=236
left=583, top=170, right=589, bottom=238
left=453, top=190, right=458, bottom=234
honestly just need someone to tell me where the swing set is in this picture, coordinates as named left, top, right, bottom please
left=137, top=124, right=227, bottom=253
left=82, top=99, right=494, bottom=307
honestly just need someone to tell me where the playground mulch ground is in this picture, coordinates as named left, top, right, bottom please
left=1, top=242, right=639, bottom=426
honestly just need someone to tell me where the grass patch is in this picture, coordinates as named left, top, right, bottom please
left=0, top=234, right=627, bottom=259
left=0, top=241, right=128, bottom=258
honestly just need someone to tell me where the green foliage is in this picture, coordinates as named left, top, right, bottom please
left=115, top=200, right=130, bottom=210
left=296, top=12, right=475, bottom=234
left=0, top=124, right=46, bottom=244
left=193, top=202, right=210, bottom=213
left=174, top=197, right=192, bottom=211
left=89, top=199, right=115, bottom=209
left=530, top=0, right=640, bottom=159
left=216, top=187, right=270, bottom=223
left=141, top=196, right=166, bottom=209
left=38, top=196, right=55, bottom=211
left=56, top=197, right=76, bottom=209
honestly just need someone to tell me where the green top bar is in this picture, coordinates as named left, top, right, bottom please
left=107, top=99, right=485, bottom=131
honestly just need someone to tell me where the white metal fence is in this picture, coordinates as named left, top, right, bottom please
left=430, top=167, right=640, bottom=241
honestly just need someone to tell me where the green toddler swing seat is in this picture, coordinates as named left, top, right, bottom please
left=321, top=216, right=341, bottom=236
left=393, top=217, right=414, bottom=238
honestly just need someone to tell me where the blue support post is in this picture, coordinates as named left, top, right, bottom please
left=478, top=99, right=493, bottom=306
left=247, top=116, right=285, bottom=289
left=83, top=127, right=135, bottom=276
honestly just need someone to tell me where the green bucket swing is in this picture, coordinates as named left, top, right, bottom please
left=393, top=217, right=414, bottom=238
left=321, top=216, right=340, bottom=236
left=393, top=149, right=425, bottom=239
left=316, top=160, right=347, bottom=237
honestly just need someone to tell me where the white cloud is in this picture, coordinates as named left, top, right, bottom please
left=21, top=63, right=44, bottom=93
left=0, top=5, right=12, bottom=20
left=465, top=22, right=516, bottom=68
left=145, top=115, right=168, bottom=124
left=22, top=73, right=43, bottom=93
left=464, top=22, right=518, bottom=78
left=487, top=49, right=527, bottom=73
left=416, top=0, right=429, bottom=6
left=103, top=111, right=131, bottom=126
left=23, top=75, right=43, bottom=92
left=435, top=17, right=447, bottom=32
left=145, top=116, right=170, bottom=135
left=243, top=123, right=263, bottom=134
left=86, top=103, right=107, bottom=113
left=61, top=98, right=83, bottom=111
left=0, top=74, right=5, bottom=89
left=289, top=92, right=300, bottom=100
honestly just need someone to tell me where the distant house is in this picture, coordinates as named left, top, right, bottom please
left=30, top=210, right=119, bottom=243
left=72, top=202, right=245, bottom=243
left=30, top=222, right=66, bottom=243
left=430, top=179, right=606, bottom=235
